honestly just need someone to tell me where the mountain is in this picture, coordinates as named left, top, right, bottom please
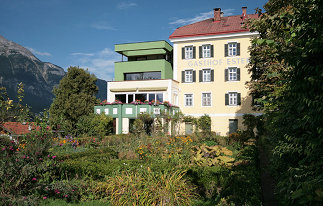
left=0, top=35, right=107, bottom=113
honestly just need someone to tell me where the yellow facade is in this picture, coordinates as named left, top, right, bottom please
left=171, top=34, right=262, bottom=135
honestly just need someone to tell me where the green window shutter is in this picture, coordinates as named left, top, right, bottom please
left=237, top=68, right=240, bottom=81
left=237, top=43, right=240, bottom=56
left=193, top=47, right=196, bottom=59
left=225, top=69, right=228, bottom=81
left=193, top=70, right=196, bottom=82
left=182, top=47, right=185, bottom=59
left=211, top=45, right=214, bottom=57
left=225, top=44, right=228, bottom=57
left=237, top=93, right=241, bottom=105
left=199, top=46, right=202, bottom=58
left=211, top=69, right=214, bottom=81
left=225, top=93, right=229, bottom=105
left=182, top=71, right=185, bottom=83
left=199, top=70, right=203, bottom=82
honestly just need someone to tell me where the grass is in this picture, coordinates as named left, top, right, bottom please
left=41, top=199, right=110, bottom=206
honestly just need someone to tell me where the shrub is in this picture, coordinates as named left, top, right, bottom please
left=198, top=114, right=211, bottom=135
left=76, top=113, right=113, bottom=138
left=221, top=145, right=262, bottom=205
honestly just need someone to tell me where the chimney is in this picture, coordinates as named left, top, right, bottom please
left=242, top=6, right=247, bottom=17
left=214, top=8, right=221, bottom=21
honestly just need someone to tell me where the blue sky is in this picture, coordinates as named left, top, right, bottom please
left=0, top=0, right=267, bottom=81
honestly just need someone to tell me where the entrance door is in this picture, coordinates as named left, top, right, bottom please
left=185, top=123, right=193, bottom=135
left=229, top=119, right=238, bottom=134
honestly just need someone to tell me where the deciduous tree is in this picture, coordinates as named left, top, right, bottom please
left=49, top=66, right=98, bottom=134
left=247, top=0, right=323, bottom=204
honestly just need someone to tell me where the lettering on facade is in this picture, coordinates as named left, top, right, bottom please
left=187, top=57, right=249, bottom=67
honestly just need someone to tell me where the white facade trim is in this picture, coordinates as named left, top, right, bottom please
left=185, top=113, right=263, bottom=117
left=170, top=32, right=259, bottom=43
left=168, top=79, right=172, bottom=103
left=173, top=43, right=178, bottom=81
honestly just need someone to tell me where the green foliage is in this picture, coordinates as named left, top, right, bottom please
left=0, top=130, right=56, bottom=205
left=221, top=145, right=262, bottom=205
left=49, top=66, right=98, bottom=135
left=0, top=83, right=30, bottom=123
left=247, top=0, right=323, bottom=204
left=198, top=114, right=211, bottom=134
left=76, top=113, right=113, bottom=137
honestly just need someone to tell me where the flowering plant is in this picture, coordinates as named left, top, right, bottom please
left=163, top=101, right=172, bottom=107
left=100, top=100, right=111, bottom=105
left=131, top=99, right=142, bottom=105
left=112, top=99, right=123, bottom=104
left=151, top=100, right=161, bottom=105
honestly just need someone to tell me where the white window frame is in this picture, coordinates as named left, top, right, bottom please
left=202, top=69, right=211, bottom=82
left=228, top=67, right=238, bottom=81
left=185, top=46, right=193, bottom=59
left=184, top=94, right=193, bottom=107
left=228, top=43, right=237, bottom=56
left=202, top=92, right=211, bottom=106
left=185, top=70, right=193, bottom=83
left=229, top=92, right=238, bottom=106
left=202, top=44, right=211, bottom=58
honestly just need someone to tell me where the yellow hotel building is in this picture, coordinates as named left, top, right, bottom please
left=169, top=7, right=262, bottom=135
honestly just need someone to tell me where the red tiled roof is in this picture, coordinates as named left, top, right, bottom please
left=169, top=14, right=258, bottom=39
left=0, top=122, right=40, bottom=135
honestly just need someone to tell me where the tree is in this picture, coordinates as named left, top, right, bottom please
left=247, top=0, right=323, bottom=204
left=0, top=83, right=30, bottom=123
left=49, top=66, right=98, bottom=135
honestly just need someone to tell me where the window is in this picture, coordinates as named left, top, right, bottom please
left=199, top=44, right=213, bottom=58
left=229, top=68, right=237, bottom=81
left=225, top=92, right=241, bottom=106
left=228, top=43, right=237, bottom=56
left=202, top=45, right=211, bottom=58
left=202, top=93, right=211, bottom=106
left=185, top=70, right=193, bottom=82
left=124, top=72, right=161, bottom=80
left=115, top=94, right=126, bottom=103
left=182, top=70, right=196, bottom=83
left=185, top=46, right=193, bottom=59
left=225, top=43, right=240, bottom=57
left=185, top=94, right=193, bottom=106
left=182, top=46, right=196, bottom=59
left=229, top=93, right=237, bottom=105
left=225, top=67, right=240, bottom=81
left=199, top=69, right=214, bottom=82
left=203, top=69, right=211, bottom=82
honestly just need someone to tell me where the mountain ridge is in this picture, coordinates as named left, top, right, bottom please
left=0, top=35, right=106, bottom=113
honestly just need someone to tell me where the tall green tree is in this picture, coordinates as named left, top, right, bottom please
left=247, top=0, right=323, bottom=204
left=49, top=66, right=98, bottom=134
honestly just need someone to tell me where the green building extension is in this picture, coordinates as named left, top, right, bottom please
left=114, top=40, right=173, bottom=81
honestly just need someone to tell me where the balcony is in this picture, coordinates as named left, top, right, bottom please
left=114, top=59, right=173, bottom=81
left=94, top=103, right=180, bottom=134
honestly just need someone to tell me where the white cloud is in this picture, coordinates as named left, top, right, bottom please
left=71, top=52, right=94, bottom=56
left=169, top=8, right=236, bottom=26
left=69, top=48, right=120, bottom=81
left=222, top=9, right=235, bottom=16
left=91, top=22, right=117, bottom=31
left=26, top=47, right=51, bottom=56
left=117, top=2, right=137, bottom=10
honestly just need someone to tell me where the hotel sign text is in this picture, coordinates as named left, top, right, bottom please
left=187, top=57, right=249, bottom=67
